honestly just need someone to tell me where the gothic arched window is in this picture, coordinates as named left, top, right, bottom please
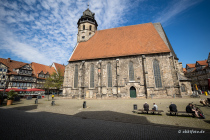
left=181, top=84, right=186, bottom=92
left=83, top=25, right=85, bottom=30
left=90, top=64, right=94, bottom=88
left=107, top=63, right=112, bottom=87
left=153, top=60, right=162, bottom=88
left=74, top=65, right=78, bottom=88
left=129, top=61, right=134, bottom=81
left=89, top=25, right=92, bottom=30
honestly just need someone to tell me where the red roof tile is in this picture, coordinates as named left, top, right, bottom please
left=31, top=62, right=56, bottom=78
left=53, top=62, right=65, bottom=76
left=69, top=23, right=171, bottom=61
left=183, top=68, right=186, bottom=72
left=0, top=58, right=28, bottom=75
left=186, top=63, right=195, bottom=68
left=197, top=60, right=208, bottom=66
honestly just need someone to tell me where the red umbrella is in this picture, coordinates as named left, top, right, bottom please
left=4, top=88, right=25, bottom=92
left=25, top=88, right=45, bottom=91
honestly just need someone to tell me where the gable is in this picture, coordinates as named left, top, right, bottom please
left=20, top=64, right=33, bottom=70
left=69, top=23, right=171, bottom=62
left=195, top=62, right=200, bottom=67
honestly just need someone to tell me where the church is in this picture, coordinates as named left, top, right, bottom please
left=63, top=8, right=192, bottom=99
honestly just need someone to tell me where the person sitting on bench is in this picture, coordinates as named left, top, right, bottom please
left=143, top=102, right=149, bottom=111
left=169, top=102, right=177, bottom=112
left=152, top=103, right=158, bottom=111
left=186, top=103, right=199, bottom=117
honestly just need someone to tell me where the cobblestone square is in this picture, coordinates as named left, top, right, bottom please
left=0, top=95, right=210, bottom=139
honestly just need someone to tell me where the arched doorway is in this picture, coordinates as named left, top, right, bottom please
left=130, top=86, right=136, bottom=98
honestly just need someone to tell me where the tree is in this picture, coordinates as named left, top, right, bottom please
left=51, top=68, right=64, bottom=96
left=44, top=76, right=53, bottom=101
left=44, top=68, right=64, bottom=99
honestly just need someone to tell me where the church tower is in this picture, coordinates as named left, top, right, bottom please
left=77, top=8, right=98, bottom=43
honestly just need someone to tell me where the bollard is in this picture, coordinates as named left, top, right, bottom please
left=51, top=101, right=55, bottom=106
left=133, top=104, right=137, bottom=110
left=35, top=99, right=38, bottom=104
left=83, top=101, right=86, bottom=108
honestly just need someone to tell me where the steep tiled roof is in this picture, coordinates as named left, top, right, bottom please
left=0, top=58, right=27, bottom=75
left=31, top=62, right=56, bottom=78
left=197, top=60, right=208, bottom=66
left=186, top=63, right=195, bottom=68
left=53, top=62, right=65, bottom=76
left=69, top=23, right=171, bottom=61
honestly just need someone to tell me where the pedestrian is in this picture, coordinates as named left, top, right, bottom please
left=152, top=103, right=158, bottom=111
left=169, top=102, right=177, bottom=112
left=52, top=94, right=54, bottom=100
left=186, top=103, right=199, bottom=117
left=143, top=102, right=149, bottom=111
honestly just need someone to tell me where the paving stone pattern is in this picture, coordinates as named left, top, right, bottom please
left=0, top=95, right=210, bottom=139
left=0, top=108, right=209, bottom=140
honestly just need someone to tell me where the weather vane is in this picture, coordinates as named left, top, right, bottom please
left=87, top=2, right=89, bottom=9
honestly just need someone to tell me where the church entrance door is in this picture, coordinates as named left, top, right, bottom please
left=130, top=86, right=136, bottom=98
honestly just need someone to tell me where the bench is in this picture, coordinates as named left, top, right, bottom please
left=136, top=109, right=164, bottom=115
left=168, top=111, right=194, bottom=116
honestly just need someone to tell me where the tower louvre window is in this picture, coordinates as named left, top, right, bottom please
left=107, top=63, right=112, bottom=87
left=83, top=25, right=85, bottom=30
left=89, top=25, right=92, bottom=30
left=74, top=65, right=78, bottom=88
left=153, top=59, right=162, bottom=88
left=90, top=64, right=94, bottom=88
left=129, top=61, right=134, bottom=81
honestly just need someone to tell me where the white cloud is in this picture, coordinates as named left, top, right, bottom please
left=153, top=0, right=203, bottom=25
left=0, top=0, right=144, bottom=65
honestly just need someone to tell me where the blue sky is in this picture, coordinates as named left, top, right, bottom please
left=0, top=0, right=209, bottom=68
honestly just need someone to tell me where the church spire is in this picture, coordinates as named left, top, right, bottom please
left=77, top=7, right=98, bottom=43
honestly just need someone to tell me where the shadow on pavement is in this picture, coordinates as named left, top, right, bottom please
left=73, top=110, right=210, bottom=131
left=204, top=120, right=210, bottom=124
left=74, top=111, right=150, bottom=125
left=0, top=108, right=209, bottom=139
left=10, top=105, right=38, bottom=111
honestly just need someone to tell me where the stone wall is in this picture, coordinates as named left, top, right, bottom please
left=63, top=53, right=191, bottom=99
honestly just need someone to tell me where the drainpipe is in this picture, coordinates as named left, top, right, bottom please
left=142, top=55, right=148, bottom=98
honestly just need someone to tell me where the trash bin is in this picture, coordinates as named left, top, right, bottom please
left=83, top=101, right=86, bottom=108
left=133, top=104, right=137, bottom=110
left=35, top=99, right=38, bottom=104
left=51, top=101, right=55, bottom=106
